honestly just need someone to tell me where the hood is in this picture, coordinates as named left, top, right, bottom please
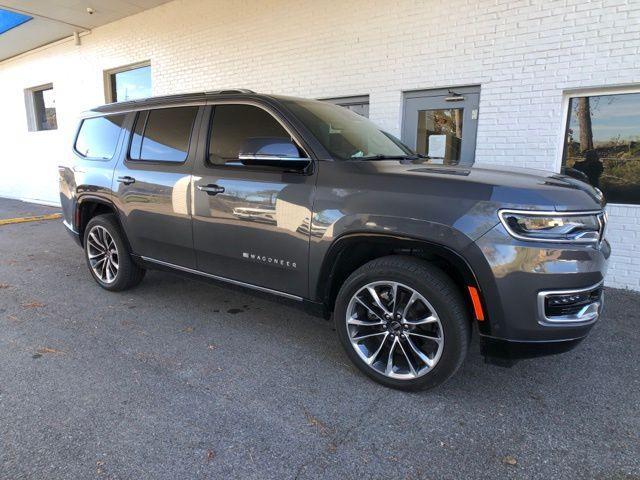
left=370, top=161, right=605, bottom=212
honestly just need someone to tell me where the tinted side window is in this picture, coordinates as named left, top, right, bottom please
left=208, top=104, right=294, bottom=165
left=129, top=106, right=198, bottom=162
left=75, top=115, right=126, bottom=159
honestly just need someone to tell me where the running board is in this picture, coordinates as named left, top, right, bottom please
left=139, top=256, right=303, bottom=301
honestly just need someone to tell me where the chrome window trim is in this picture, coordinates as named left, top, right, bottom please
left=498, top=209, right=606, bottom=244
left=140, top=256, right=303, bottom=301
left=238, top=154, right=309, bottom=162
left=537, top=281, right=604, bottom=326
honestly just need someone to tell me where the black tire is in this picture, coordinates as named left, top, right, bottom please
left=83, top=214, right=145, bottom=291
left=334, top=255, right=471, bottom=391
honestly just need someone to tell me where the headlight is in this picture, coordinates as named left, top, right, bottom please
left=498, top=210, right=605, bottom=243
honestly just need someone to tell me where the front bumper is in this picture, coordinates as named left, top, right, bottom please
left=479, top=336, right=586, bottom=366
left=464, top=222, right=610, bottom=362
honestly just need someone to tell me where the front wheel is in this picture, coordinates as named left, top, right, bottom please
left=334, top=256, right=471, bottom=391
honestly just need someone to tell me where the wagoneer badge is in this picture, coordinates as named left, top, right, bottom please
left=242, top=252, right=297, bottom=270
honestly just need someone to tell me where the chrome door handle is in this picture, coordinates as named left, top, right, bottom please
left=197, top=184, right=225, bottom=195
left=117, top=176, right=135, bottom=185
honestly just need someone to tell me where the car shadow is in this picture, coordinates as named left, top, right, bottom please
left=132, top=269, right=636, bottom=407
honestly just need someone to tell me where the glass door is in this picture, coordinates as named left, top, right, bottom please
left=402, top=87, right=480, bottom=166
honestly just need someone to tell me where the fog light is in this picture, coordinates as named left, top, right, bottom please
left=539, top=285, right=603, bottom=323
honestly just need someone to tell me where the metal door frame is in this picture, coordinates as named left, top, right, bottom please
left=402, top=86, right=481, bottom=166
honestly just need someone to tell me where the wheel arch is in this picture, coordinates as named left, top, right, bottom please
left=76, top=195, right=128, bottom=250
left=316, top=233, right=485, bottom=324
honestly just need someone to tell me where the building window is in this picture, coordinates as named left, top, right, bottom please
left=562, top=90, right=640, bottom=204
left=322, top=95, right=370, bottom=118
left=105, top=62, right=151, bottom=103
left=25, top=84, right=57, bottom=131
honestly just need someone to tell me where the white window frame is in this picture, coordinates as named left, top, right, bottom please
left=24, top=83, right=57, bottom=132
left=557, top=83, right=640, bottom=207
left=104, top=60, right=151, bottom=103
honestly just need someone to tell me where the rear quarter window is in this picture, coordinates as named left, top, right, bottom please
left=74, top=114, right=126, bottom=159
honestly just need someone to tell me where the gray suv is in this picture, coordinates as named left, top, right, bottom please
left=59, top=90, right=610, bottom=390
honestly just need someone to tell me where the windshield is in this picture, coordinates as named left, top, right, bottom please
left=283, top=99, right=416, bottom=160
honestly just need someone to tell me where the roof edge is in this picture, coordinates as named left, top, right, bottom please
left=88, top=89, right=260, bottom=114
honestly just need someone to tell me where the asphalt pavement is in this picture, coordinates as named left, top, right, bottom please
left=0, top=198, right=638, bottom=479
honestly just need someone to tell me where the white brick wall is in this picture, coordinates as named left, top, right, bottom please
left=0, top=0, right=639, bottom=289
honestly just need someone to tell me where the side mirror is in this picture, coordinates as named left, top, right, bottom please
left=238, top=137, right=311, bottom=171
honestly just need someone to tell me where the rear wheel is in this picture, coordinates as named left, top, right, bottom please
left=83, top=214, right=145, bottom=291
left=334, top=256, right=471, bottom=391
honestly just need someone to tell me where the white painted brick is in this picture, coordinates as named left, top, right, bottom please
left=0, top=0, right=638, bottom=289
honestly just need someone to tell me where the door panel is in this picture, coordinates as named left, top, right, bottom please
left=113, top=106, right=203, bottom=268
left=402, top=87, right=480, bottom=166
left=192, top=103, right=315, bottom=298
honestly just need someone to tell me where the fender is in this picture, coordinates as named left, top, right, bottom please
left=309, top=214, right=502, bottom=335
left=309, top=213, right=488, bottom=299
left=317, top=231, right=479, bottom=291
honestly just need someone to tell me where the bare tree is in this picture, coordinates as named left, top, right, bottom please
left=577, top=97, right=594, bottom=152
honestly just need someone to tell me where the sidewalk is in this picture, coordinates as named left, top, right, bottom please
left=0, top=198, right=61, bottom=221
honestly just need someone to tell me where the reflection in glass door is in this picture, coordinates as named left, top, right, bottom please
left=402, top=87, right=480, bottom=166
left=417, top=108, right=464, bottom=163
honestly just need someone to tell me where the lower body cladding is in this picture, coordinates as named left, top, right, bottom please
left=466, top=223, right=610, bottom=365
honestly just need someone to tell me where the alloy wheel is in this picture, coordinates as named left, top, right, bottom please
left=86, top=225, right=119, bottom=284
left=346, top=281, right=444, bottom=379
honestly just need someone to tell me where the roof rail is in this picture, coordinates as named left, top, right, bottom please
left=206, top=89, right=255, bottom=95
left=87, top=90, right=262, bottom=115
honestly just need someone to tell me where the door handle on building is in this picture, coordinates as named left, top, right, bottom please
left=197, top=184, right=225, bottom=195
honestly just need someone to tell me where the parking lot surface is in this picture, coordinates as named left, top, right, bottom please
left=0, top=199, right=638, bottom=479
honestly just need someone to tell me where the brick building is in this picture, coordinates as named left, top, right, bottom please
left=0, top=0, right=639, bottom=288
